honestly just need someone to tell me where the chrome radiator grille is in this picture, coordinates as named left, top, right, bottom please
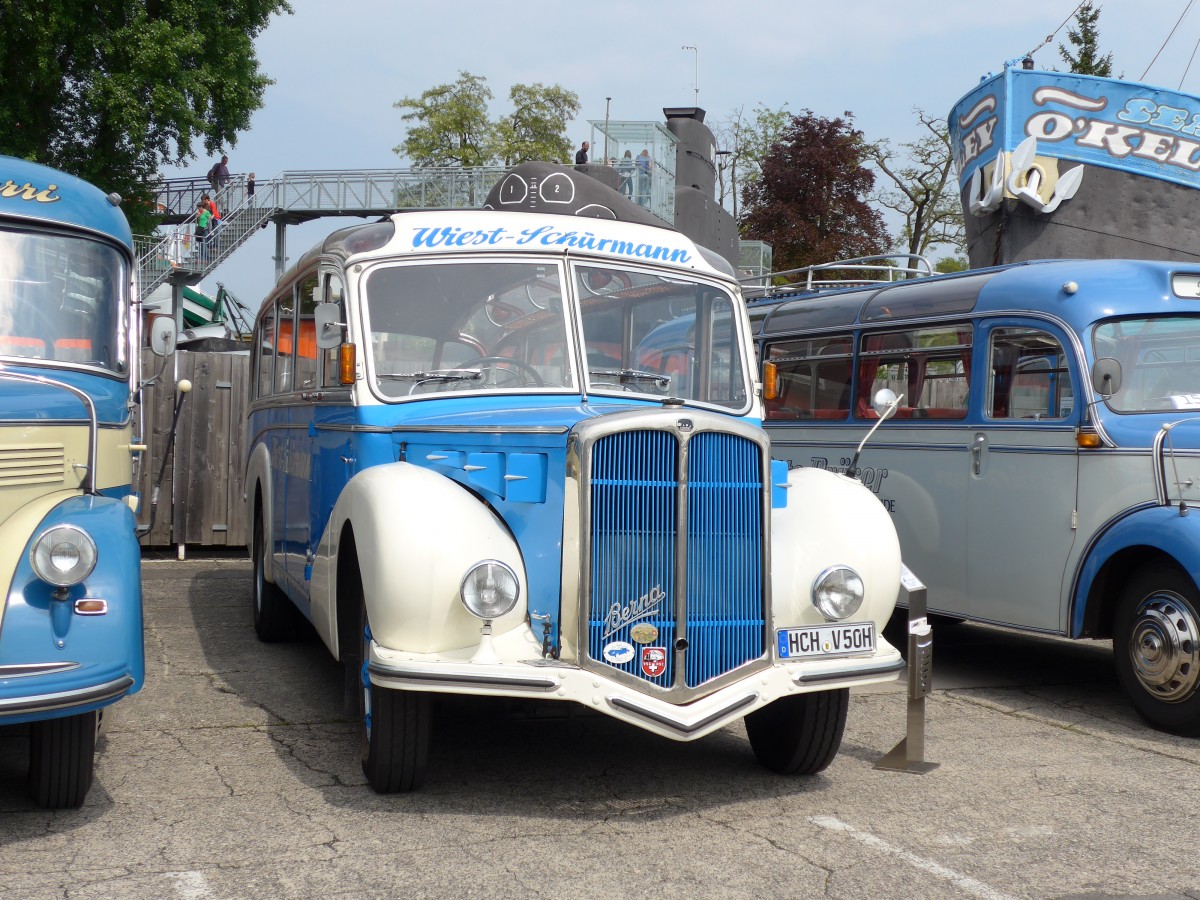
left=583, top=420, right=767, bottom=696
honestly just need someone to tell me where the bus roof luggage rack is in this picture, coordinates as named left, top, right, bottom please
left=740, top=254, right=935, bottom=299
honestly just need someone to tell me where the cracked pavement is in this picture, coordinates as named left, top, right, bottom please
left=3, top=559, right=1200, bottom=898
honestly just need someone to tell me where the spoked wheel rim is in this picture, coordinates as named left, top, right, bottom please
left=1127, top=591, right=1200, bottom=703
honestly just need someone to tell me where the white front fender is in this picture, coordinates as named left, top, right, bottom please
left=770, top=467, right=901, bottom=631
left=315, top=462, right=527, bottom=655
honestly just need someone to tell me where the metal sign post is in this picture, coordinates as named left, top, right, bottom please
left=876, top=565, right=938, bottom=773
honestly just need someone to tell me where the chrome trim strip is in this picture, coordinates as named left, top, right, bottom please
left=606, top=691, right=758, bottom=735
left=0, top=674, right=134, bottom=716
left=367, top=661, right=558, bottom=691
left=0, top=662, right=81, bottom=678
left=793, top=658, right=906, bottom=684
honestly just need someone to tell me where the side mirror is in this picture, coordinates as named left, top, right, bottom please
left=872, top=388, right=901, bottom=420
left=149, top=315, right=177, bottom=357
left=1091, top=357, right=1122, bottom=397
left=315, top=302, right=344, bottom=350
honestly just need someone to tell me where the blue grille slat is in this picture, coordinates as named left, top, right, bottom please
left=587, top=427, right=766, bottom=693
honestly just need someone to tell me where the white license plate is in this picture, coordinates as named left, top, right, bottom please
left=777, top=622, right=876, bottom=659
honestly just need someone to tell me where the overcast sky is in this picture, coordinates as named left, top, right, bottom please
left=166, top=0, right=1200, bottom=310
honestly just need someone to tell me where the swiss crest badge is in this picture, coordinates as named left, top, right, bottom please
left=640, top=646, right=667, bottom=678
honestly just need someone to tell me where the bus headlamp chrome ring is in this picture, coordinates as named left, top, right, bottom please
left=812, top=565, right=864, bottom=621
left=460, top=560, right=520, bottom=620
left=31, top=525, right=98, bottom=588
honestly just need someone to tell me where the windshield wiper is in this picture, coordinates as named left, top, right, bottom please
left=377, top=369, right=483, bottom=383
left=590, top=368, right=671, bottom=389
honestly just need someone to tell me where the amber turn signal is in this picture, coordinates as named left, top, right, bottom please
left=339, top=343, right=356, bottom=385
left=1077, top=431, right=1102, bottom=448
left=763, top=361, right=778, bottom=401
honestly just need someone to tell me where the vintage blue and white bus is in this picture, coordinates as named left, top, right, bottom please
left=0, top=156, right=155, bottom=807
left=245, top=164, right=908, bottom=792
left=753, top=256, right=1200, bottom=735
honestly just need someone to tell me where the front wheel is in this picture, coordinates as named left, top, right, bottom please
left=28, top=710, right=97, bottom=808
left=358, top=604, right=432, bottom=792
left=1114, top=563, right=1200, bottom=735
left=744, top=689, right=848, bottom=775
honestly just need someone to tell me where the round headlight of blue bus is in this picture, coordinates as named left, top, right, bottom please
left=812, top=565, right=864, bottom=621
left=460, top=560, right=520, bottom=620
left=30, top=525, right=97, bottom=587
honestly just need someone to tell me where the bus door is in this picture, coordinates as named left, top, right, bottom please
left=855, top=325, right=972, bottom=613
left=966, top=321, right=1080, bottom=631
left=282, top=271, right=322, bottom=594
left=305, top=271, right=354, bottom=626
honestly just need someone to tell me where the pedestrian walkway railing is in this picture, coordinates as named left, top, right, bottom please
left=138, top=165, right=678, bottom=296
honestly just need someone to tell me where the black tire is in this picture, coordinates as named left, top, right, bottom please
left=252, top=500, right=293, bottom=642
left=358, top=602, right=432, bottom=792
left=744, top=689, right=849, bottom=775
left=1114, top=563, right=1200, bottom=735
left=28, top=711, right=97, bottom=808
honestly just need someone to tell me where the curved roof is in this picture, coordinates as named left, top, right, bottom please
left=0, top=155, right=132, bottom=249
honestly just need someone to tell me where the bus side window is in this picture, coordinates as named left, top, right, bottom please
left=294, top=272, right=319, bottom=391
left=321, top=273, right=346, bottom=389
left=256, top=309, right=276, bottom=399
left=764, top=335, right=852, bottom=421
left=275, top=294, right=296, bottom=394
left=858, top=325, right=971, bottom=419
left=988, top=327, right=1073, bottom=419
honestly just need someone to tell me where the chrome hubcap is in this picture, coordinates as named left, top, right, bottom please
left=1129, top=593, right=1200, bottom=703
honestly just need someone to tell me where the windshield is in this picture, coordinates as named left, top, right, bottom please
left=0, top=228, right=129, bottom=372
left=1094, top=317, right=1200, bottom=412
left=363, top=259, right=573, bottom=397
left=576, top=263, right=748, bottom=408
left=361, top=257, right=749, bottom=408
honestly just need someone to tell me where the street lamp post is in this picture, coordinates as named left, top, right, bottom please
left=681, top=45, right=699, bottom=106
left=604, top=97, right=611, bottom=163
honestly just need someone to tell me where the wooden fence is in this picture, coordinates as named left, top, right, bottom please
left=137, top=349, right=249, bottom=550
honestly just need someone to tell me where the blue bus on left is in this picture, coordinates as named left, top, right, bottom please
left=0, top=156, right=150, bottom=807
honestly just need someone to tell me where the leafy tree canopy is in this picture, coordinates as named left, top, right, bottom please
left=868, top=108, right=965, bottom=260
left=395, top=71, right=580, bottom=168
left=711, top=103, right=789, bottom=220
left=0, top=0, right=292, bottom=233
left=740, top=110, right=889, bottom=272
left=1059, top=1, right=1114, bottom=77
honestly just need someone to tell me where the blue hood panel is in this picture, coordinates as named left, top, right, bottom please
left=0, top=368, right=129, bottom=424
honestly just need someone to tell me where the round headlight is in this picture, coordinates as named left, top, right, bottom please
left=812, top=565, right=864, bottom=621
left=31, top=525, right=97, bottom=588
left=460, top=560, right=520, bottom=620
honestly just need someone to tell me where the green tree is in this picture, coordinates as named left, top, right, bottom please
left=1059, top=1, right=1113, bottom=76
left=740, top=110, right=889, bottom=273
left=394, top=71, right=495, bottom=167
left=935, top=256, right=968, bottom=274
left=491, top=83, right=580, bottom=166
left=712, top=103, right=789, bottom=220
left=395, top=73, right=579, bottom=168
left=868, top=109, right=965, bottom=262
left=0, top=0, right=291, bottom=233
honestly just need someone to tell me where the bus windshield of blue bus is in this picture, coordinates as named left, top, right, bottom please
left=0, top=229, right=128, bottom=372
left=1094, top=316, right=1200, bottom=412
left=362, top=259, right=748, bottom=407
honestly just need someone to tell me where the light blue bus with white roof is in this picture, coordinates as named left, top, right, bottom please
left=244, top=163, right=908, bottom=792
left=753, top=256, right=1200, bottom=735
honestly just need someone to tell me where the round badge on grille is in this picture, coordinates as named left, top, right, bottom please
left=630, top=623, right=659, bottom=644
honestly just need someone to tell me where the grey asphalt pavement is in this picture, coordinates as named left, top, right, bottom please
left=3, top=558, right=1200, bottom=899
